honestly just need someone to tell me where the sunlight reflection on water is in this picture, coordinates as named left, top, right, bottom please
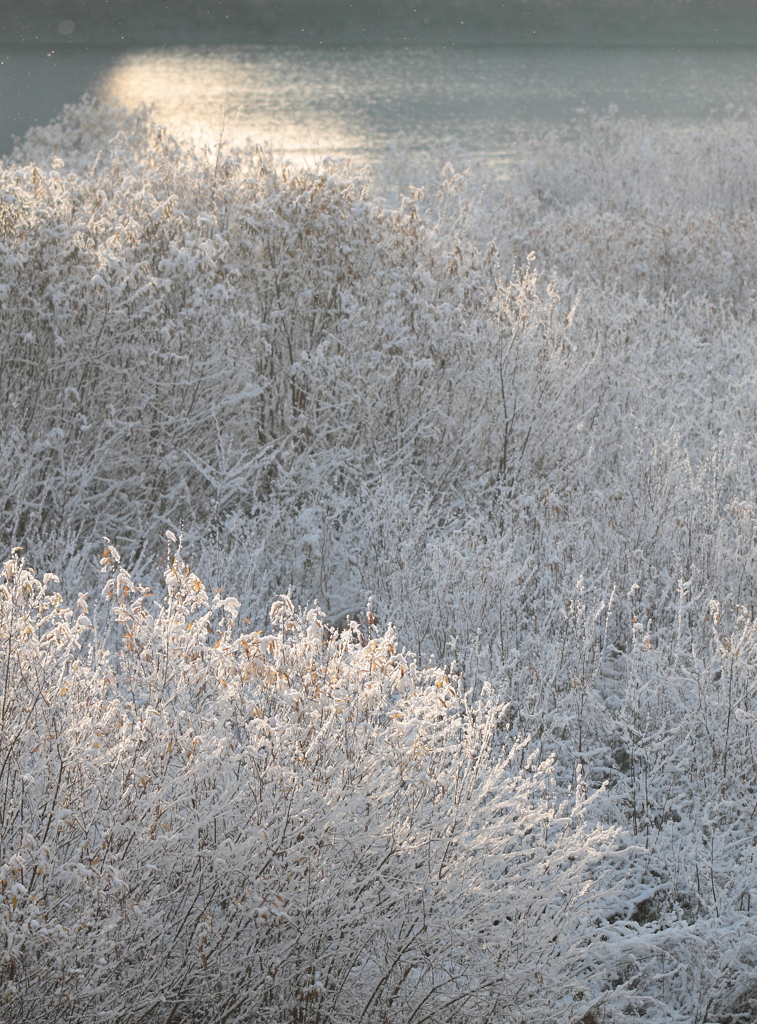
left=94, top=46, right=757, bottom=175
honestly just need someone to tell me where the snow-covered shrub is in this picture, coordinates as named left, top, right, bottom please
left=0, top=99, right=585, bottom=592
left=0, top=550, right=622, bottom=1023
left=502, top=109, right=757, bottom=301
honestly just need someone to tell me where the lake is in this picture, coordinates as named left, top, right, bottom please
left=3, top=45, right=757, bottom=173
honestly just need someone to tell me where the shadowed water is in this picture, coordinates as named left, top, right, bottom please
left=0, top=46, right=120, bottom=155
left=3, top=45, right=757, bottom=171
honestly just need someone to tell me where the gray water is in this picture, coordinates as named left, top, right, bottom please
left=3, top=45, right=757, bottom=172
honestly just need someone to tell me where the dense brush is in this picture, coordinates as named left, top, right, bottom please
left=2, top=98, right=757, bottom=1021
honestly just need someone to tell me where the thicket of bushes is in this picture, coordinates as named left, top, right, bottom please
left=2, top=99, right=757, bottom=1021
left=0, top=548, right=626, bottom=1023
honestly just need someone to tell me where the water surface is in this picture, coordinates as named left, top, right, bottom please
left=0, top=46, right=122, bottom=155
left=3, top=46, right=757, bottom=172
